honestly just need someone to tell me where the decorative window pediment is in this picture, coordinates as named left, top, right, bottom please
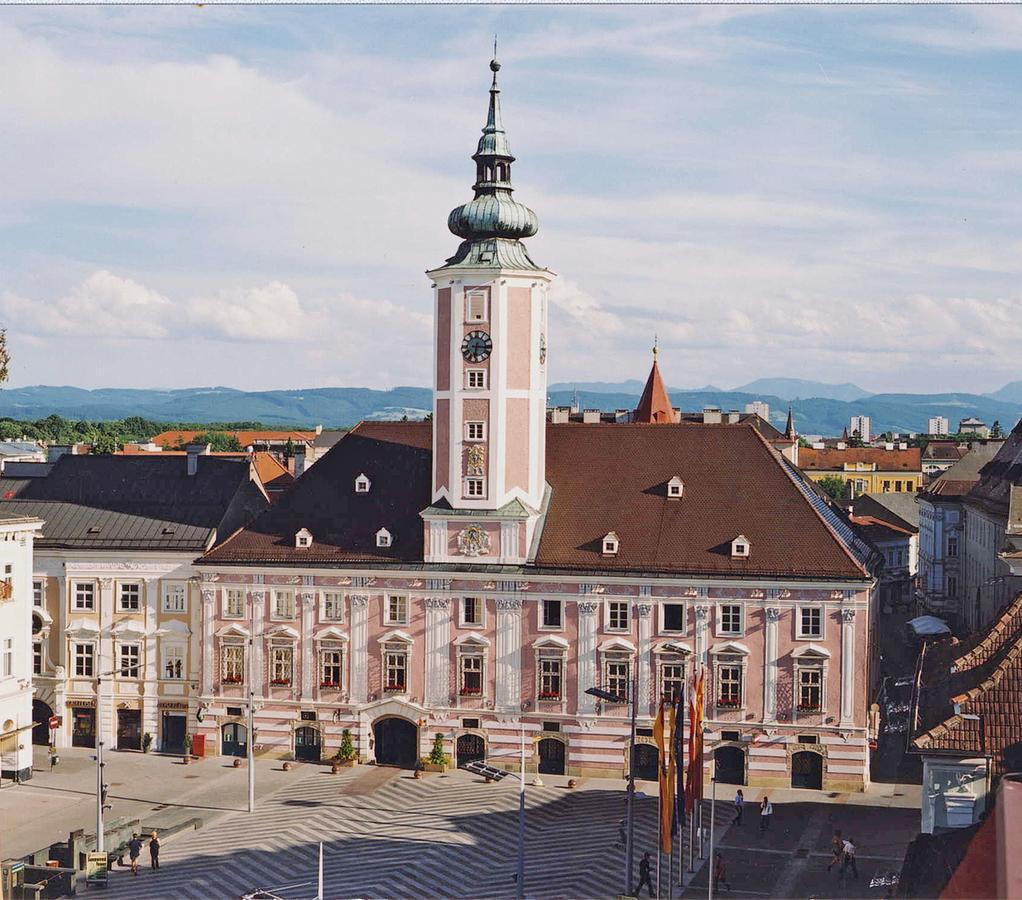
left=533, top=634, right=570, bottom=650
left=792, top=643, right=831, bottom=659
left=159, top=618, right=191, bottom=636
left=65, top=619, right=101, bottom=639
left=598, top=636, right=637, bottom=653
left=265, top=624, right=300, bottom=641
left=455, top=632, right=491, bottom=647
left=653, top=640, right=692, bottom=655
left=709, top=640, right=751, bottom=656
left=378, top=629, right=414, bottom=645
left=111, top=620, right=148, bottom=638
left=216, top=622, right=250, bottom=638
left=314, top=626, right=349, bottom=641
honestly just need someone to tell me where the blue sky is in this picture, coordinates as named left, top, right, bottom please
left=1, top=6, right=1020, bottom=394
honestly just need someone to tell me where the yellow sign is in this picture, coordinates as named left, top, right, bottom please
left=86, top=852, right=108, bottom=885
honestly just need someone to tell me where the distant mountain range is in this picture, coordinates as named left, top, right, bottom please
left=1, top=382, right=1020, bottom=436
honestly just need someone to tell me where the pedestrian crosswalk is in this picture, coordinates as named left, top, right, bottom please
left=100, top=769, right=731, bottom=899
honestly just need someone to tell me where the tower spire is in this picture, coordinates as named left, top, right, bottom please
left=785, top=404, right=796, bottom=440
left=634, top=341, right=675, bottom=424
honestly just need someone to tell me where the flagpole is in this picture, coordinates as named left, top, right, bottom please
left=708, top=778, right=716, bottom=900
left=317, top=841, right=323, bottom=900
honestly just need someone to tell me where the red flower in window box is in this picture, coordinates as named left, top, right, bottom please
left=796, top=703, right=822, bottom=713
left=384, top=683, right=405, bottom=692
left=222, top=675, right=242, bottom=684
left=270, top=678, right=291, bottom=686
left=460, top=687, right=482, bottom=695
left=716, top=698, right=741, bottom=708
left=538, top=691, right=561, bottom=700
left=320, top=681, right=339, bottom=688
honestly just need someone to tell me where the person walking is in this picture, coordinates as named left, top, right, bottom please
left=149, top=831, right=161, bottom=870
left=759, top=796, right=773, bottom=834
left=634, top=851, right=655, bottom=898
left=714, top=852, right=732, bottom=893
left=826, top=829, right=843, bottom=873
left=616, top=816, right=627, bottom=849
left=733, top=789, right=744, bottom=825
left=840, top=837, right=859, bottom=882
left=127, top=834, right=143, bottom=876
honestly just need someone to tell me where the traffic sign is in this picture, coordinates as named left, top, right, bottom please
left=48, top=715, right=59, bottom=730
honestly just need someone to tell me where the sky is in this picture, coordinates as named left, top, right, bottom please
left=1, top=5, right=1021, bottom=395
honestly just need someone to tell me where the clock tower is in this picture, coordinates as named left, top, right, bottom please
left=422, top=55, right=554, bottom=565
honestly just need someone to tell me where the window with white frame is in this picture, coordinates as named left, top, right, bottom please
left=33, top=641, right=42, bottom=675
left=224, top=589, right=245, bottom=619
left=118, top=583, right=141, bottom=612
left=384, top=647, right=407, bottom=692
left=662, top=603, right=685, bottom=633
left=270, top=644, right=294, bottom=685
left=466, top=369, right=487, bottom=389
left=385, top=595, right=408, bottom=626
left=354, top=474, right=371, bottom=494
left=320, top=646, right=343, bottom=688
left=718, top=604, right=743, bottom=636
left=465, top=290, right=488, bottom=323
left=163, top=645, right=185, bottom=680
left=459, top=652, right=483, bottom=696
left=119, top=643, right=141, bottom=678
left=163, top=582, right=187, bottom=614
left=465, top=421, right=486, bottom=441
left=322, top=593, right=344, bottom=622
left=73, top=582, right=95, bottom=611
left=462, top=596, right=483, bottom=627
left=715, top=655, right=743, bottom=708
left=660, top=662, right=686, bottom=703
left=1, top=637, right=11, bottom=678
left=541, top=599, right=563, bottom=630
left=604, top=656, right=631, bottom=703
left=74, top=642, right=95, bottom=677
left=376, top=528, right=393, bottom=548
left=797, top=607, right=823, bottom=639
left=607, top=600, right=630, bottom=632
left=948, top=537, right=959, bottom=558
left=272, top=591, right=294, bottom=619
left=538, top=655, right=563, bottom=700
left=602, top=532, right=620, bottom=556
left=465, top=478, right=485, bottom=498
left=221, top=643, right=244, bottom=683
left=797, top=666, right=824, bottom=712
left=33, top=579, right=44, bottom=607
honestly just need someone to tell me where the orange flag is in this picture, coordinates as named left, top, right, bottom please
left=664, top=700, right=677, bottom=853
left=685, top=667, right=705, bottom=813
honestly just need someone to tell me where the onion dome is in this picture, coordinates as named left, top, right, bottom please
left=442, top=56, right=541, bottom=269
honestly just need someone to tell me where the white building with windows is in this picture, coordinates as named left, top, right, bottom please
left=0, top=511, right=44, bottom=782
left=849, top=415, right=872, bottom=442
left=927, top=416, right=951, bottom=437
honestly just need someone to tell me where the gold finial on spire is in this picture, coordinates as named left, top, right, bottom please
left=653, top=334, right=659, bottom=359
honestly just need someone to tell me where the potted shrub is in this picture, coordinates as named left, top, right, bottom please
left=182, top=732, right=193, bottom=765
left=422, top=733, right=451, bottom=774
left=331, top=729, right=357, bottom=774
left=141, top=733, right=153, bottom=754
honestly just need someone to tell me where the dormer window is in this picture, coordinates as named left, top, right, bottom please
left=667, top=476, right=684, bottom=499
left=354, top=474, right=371, bottom=494
left=376, top=528, right=392, bottom=548
left=731, top=535, right=751, bottom=558
left=602, top=532, right=620, bottom=556
left=295, top=528, right=313, bottom=549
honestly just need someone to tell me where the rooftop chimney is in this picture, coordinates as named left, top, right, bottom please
left=294, top=447, right=306, bottom=478
left=550, top=407, right=570, bottom=424
left=46, top=444, right=75, bottom=463
left=702, top=406, right=722, bottom=425
left=582, top=409, right=601, bottom=424
left=186, top=443, right=211, bottom=476
left=727, top=410, right=741, bottom=424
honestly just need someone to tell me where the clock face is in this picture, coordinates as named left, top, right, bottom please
left=462, top=330, right=493, bottom=362
left=539, top=333, right=547, bottom=365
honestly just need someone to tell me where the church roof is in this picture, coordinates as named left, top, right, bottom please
left=633, top=350, right=674, bottom=424
left=202, top=420, right=870, bottom=580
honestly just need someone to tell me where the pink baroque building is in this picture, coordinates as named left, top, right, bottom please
left=195, top=57, right=879, bottom=792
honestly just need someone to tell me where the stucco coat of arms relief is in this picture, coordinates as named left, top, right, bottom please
left=457, top=523, right=490, bottom=557
left=466, top=444, right=486, bottom=475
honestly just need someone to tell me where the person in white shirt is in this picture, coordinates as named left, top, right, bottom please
left=840, top=837, right=858, bottom=881
left=759, top=796, right=773, bottom=833
left=734, top=789, right=744, bottom=825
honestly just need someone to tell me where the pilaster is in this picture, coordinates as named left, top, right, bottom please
left=840, top=608, right=856, bottom=727
left=637, top=602, right=653, bottom=718
left=250, top=590, right=265, bottom=696
left=97, top=577, right=115, bottom=745
left=495, top=597, right=523, bottom=712
left=424, top=598, right=452, bottom=707
left=143, top=578, right=160, bottom=738
left=576, top=601, right=599, bottom=716
left=349, top=595, right=369, bottom=704
left=300, top=592, right=316, bottom=701
left=200, top=588, right=215, bottom=695
left=695, top=604, right=710, bottom=673
left=763, top=607, right=780, bottom=723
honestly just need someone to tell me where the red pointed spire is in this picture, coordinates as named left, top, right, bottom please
left=634, top=340, right=675, bottom=424
left=785, top=405, right=796, bottom=440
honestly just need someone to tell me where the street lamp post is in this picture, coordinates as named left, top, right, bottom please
left=517, top=720, right=526, bottom=900
left=587, top=654, right=640, bottom=897
left=248, top=626, right=255, bottom=813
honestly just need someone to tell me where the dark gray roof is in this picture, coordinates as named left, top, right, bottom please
left=855, top=491, right=920, bottom=530
left=0, top=453, right=268, bottom=550
left=312, top=430, right=347, bottom=450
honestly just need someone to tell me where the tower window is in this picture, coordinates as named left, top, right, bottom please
left=466, top=369, right=487, bottom=390
left=466, top=421, right=486, bottom=441
left=466, top=291, right=488, bottom=323
left=465, top=478, right=485, bottom=498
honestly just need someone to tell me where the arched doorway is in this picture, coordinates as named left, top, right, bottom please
left=32, top=699, right=54, bottom=746
left=537, top=737, right=566, bottom=775
left=373, top=717, right=418, bottom=769
left=221, top=722, right=248, bottom=758
left=632, top=743, right=659, bottom=782
left=714, top=746, right=746, bottom=785
left=791, top=750, right=823, bottom=790
left=294, top=726, right=322, bottom=762
left=457, top=733, right=486, bottom=768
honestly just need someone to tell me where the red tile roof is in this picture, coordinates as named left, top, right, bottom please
left=150, top=429, right=316, bottom=449
left=633, top=356, right=675, bottom=424
left=203, top=420, right=869, bottom=580
left=799, top=446, right=921, bottom=471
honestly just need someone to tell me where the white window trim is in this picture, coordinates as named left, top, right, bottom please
left=458, top=647, right=485, bottom=698
left=33, top=578, right=44, bottom=608
left=220, top=639, right=245, bottom=684
left=464, top=477, right=486, bottom=499
left=319, top=643, right=345, bottom=691
left=382, top=643, right=410, bottom=694
left=72, top=581, right=96, bottom=611
left=295, top=527, right=313, bottom=549
left=162, top=643, right=186, bottom=681
left=376, top=527, right=393, bottom=548
left=657, top=656, right=687, bottom=704
left=465, top=421, right=487, bottom=441
left=384, top=594, right=409, bottom=627
left=794, top=659, right=828, bottom=716
left=539, top=598, right=564, bottom=632
left=602, top=532, right=620, bottom=556
left=459, top=596, right=486, bottom=629
left=712, top=651, right=748, bottom=712
left=601, top=652, right=632, bottom=706
left=354, top=474, right=371, bottom=494
left=604, top=598, right=631, bottom=633
left=117, top=581, right=143, bottom=613
left=466, top=368, right=488, bottom=390
left=270, top=590, right=295, bottom=621
left=73, top=641, right=96, bottom=677
left=268, top=641, right=296, bottom=687
left=795, top=606, right=825, bottom=640
left=162, top=580, right=188, bottom=614
left=659, top=601, right=686, bottom=635
left=321, top=592, right=345, bottom=623
left=117, top=641, right=142, bottom=679
left=715, top=602, right=745, bottom=638
left=465, top=289, right=489, bottom=323
left=535, top=647, right=566, bottom=702
left=223, top=588, right=246, bottom=620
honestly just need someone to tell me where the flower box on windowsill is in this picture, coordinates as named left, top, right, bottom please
left=270, top=679, right=291, bottom=686
left=460, top=687, right=482, bottom=696
left=538, top=692, right=562, bottom=701
left=222, top=676, right=243, bottom=684
left=384, top=684, right=405, bottom=693
left=320, top=682, right=340, bottom=689
left=716, top=699, right=741, bottom=709
left=796, top=705, right=822, bottom=713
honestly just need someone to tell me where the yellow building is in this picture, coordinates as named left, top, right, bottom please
left=799, top=447, right=922, bottom=496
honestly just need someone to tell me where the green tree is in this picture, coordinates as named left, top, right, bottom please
left=0, top=328, right=9, bottom=386
left=337, top=729, right=356, bottom=762
left=91, top=434, right=119, bottom=455
left=428, top=733, right=448, bottom=766
left=991, top=420, right=1004, bottom=439
left=818, top=475, right=848, bottom=499
left=847, top=430, right=865, bottom=449
left=193, top=431, right=243, bottom=452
